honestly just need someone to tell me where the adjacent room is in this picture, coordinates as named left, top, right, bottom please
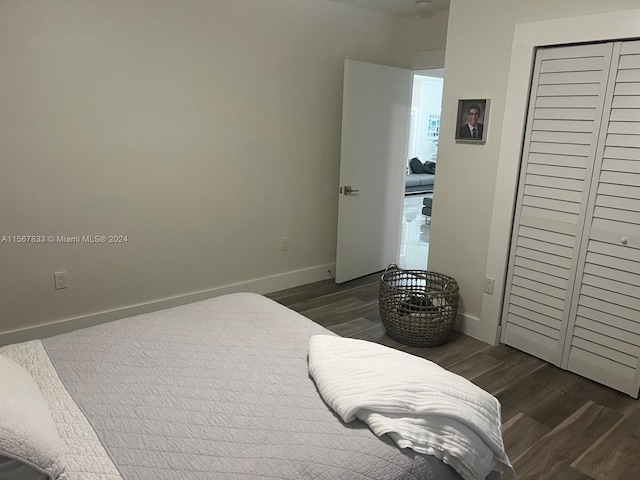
left=2, top=1, right=640, bottom=479
left=400, top=68, right=443, bottom=270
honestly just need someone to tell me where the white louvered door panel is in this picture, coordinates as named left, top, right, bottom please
left=501, top=43, right=614, bottom=365
left=563, top=41, right=640, bottom=397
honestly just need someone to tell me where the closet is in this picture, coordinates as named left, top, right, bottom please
left=501, top=40, right=640, bottom=397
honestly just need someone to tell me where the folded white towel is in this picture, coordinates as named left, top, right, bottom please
left=308, top=335, right=515, bottom=480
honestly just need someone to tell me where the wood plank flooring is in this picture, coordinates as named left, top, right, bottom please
left=267, top=273, right=640, bottom=480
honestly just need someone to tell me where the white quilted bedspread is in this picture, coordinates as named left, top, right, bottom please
left=1, top=293, right=500, bottom=480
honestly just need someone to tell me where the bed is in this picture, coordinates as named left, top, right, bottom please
left=0, top=293, right=511, bottom=480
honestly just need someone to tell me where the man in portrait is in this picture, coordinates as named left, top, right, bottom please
left=458, top=103, right=483, bottom=139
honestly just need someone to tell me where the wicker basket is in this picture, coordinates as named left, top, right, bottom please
left=378, top=265, right=459, bottom=347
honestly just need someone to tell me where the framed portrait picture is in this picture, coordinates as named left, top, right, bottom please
left=455, top=99, right=489, bottom=143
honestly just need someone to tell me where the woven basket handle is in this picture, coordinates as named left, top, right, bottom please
left=384, top=263, right=401, bottom=274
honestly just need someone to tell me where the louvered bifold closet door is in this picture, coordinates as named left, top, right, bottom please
left=501, top=43, right=614, bottom=365
left=562, top=41, right=640, bottom=397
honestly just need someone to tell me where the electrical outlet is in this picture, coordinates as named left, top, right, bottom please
left=54, top=271, right=67, bottom=290
left=483, top=277, right=495, bottom=295
left=281, top=237, right=289, bottom=251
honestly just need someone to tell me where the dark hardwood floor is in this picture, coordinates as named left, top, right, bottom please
left=267, top=273, right=640, bottom=480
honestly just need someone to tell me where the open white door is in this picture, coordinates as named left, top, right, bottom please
left=335, top=60, right=412, bottom=283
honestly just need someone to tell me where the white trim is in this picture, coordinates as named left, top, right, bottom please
left=454, top=312, right=481, bottom=339
left=0, top=263, right=335, bottom=346
left=480, top=8, right=640, bottom=346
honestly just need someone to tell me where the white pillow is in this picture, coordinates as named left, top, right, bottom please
left=0, top=355, right=67, bottom=480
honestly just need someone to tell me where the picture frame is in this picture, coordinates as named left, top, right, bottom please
left=455, top=99, right=489, bottom=144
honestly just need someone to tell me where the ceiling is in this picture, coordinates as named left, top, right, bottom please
left=327, top=0, right=450, bottom=17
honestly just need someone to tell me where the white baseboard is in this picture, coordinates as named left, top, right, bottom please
left=454, top=312, right=486, bottom=343
left=0, top=263, right=335, bottom=347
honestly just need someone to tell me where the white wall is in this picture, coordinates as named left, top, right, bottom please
left=396, top=9, right=448, bottom=69
left=397, top=9, right=448, bottom=54
left=0, top=0, right=400, bottom=336
left=428, top=0, right=640, bottom=343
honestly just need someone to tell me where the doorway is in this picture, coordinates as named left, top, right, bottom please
left=398, top=69, right=444, bottom=270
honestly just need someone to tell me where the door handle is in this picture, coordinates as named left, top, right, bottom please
left=343, top=185, right=360, bottom=196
